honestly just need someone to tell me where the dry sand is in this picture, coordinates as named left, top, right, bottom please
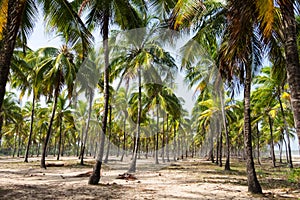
left=0, top=156, right=299, bottom=199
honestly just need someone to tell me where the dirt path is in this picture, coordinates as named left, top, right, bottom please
left=0, top=156, right=299, bottom=199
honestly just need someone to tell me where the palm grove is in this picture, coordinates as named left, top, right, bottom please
left=0, top=0, right=299, bottom=194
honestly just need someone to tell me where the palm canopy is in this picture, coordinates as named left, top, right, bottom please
left=35, top=46, right=77, bottom=99
left=79, top=0, right=145, bottom=31
left=110, top=26, right=177, bottom=88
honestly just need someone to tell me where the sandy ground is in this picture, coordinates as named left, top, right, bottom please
left=0, top=156, right=299, bottom=199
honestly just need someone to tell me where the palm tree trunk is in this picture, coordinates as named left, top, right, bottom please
left=89, top=11, right=109, bottom=185
left=219, top=130, right=223, bottom=167
left=17, top=129, right=21, bottom=157
left=166, top=114, right=170, bottom=162
left=155, top=103, right=159, bottom=164
left=162, top=112, right=165, bottom=163
left=128, top=66, right=142, bottom=172
left=81, top=90, right=93, bottom=165
left=220, top=92, right=230, bottom=170
left=244, top=64, right=262, bottom=194
left=216, top=138, right=219, bottom=165
left=104, top=105, right=112, bottom=163
left=0, top=113, right=3, bottom=147
left=0, top=1, right=25, bottom=112
left=282, top=134, right=289, bottom=163
left=278, top=94, right=293, bottom=168
left=25, top=94, right=35, bottom=162
left=173, top=122, right=177, bottom=161
left=41, top=84, right=59, bottom=169
left=57, top=116, right=62, bottom=161
left=256, top=123, right=261, bottom=165
left=177, top=128, right=180, bottom=160
left=278, top=142, right=283, bottom=163
left=278, top=0, right=300, bottom=147
left=13, top=133, right=17, bottom=157
left=120, top=115, right=127, bottom=162
left=268, top=115, right=276, bottom=168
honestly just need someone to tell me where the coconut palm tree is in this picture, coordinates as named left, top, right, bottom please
left=109, top=26, right=178, bottom=172
left=35, top=46, right=77, bottom=168
left=77, top=0, right=144, bottom=185
left=277, top=0, right=300, bottom=143
left=252, top=66, right=294, bottom=168
left=0, top=92, right=22, bottom=149
left=0, top=0, right=91, bottom=116
left=143, top=82, right=183, bottom=164
left=54, top=92, right=76, bottom=160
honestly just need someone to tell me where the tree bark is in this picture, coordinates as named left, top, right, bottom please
left=278, top=94, right=293, bottom=168
left=162, top=112, right=165, bottom=163
left=155, top=103, right=159, bottom=164
left=0, top=0, right=25, bottom=112
left=219, top=130, right=223, bottom=167
left=244, top=64, right=262, bottom=194
left=25, top=95, right=35, bottom=162
left=0, top=113, right=3, bottom=147
left=166, top=114, right=170, bottom=162
left=128, top=66, right=141, bottom=173
left=173, top=122, right=177, bottom=161
left=120, top=115, right=127, bottom=162
left=256, top=123, right=261, bottom=165
left=41, top=81, right=60, bottom=169
left=268, top=115, right=276, bottom=168
left=81, top=90, right=93, bottom=165
left=279, top=0, right=300, bottom=147
left=89, top=11, right=109, bottom=184
left=104, top=105, right=112, bottom=163
left=57, top=116, right=62, bottom=160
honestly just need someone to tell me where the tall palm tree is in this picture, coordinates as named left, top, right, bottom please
left=277, top=0, right=300, bottom=144
left=0, top=0, right=28, bottom=113
left=143, top=82, right=183, bottom=164
left=36, top=46, right=77, bottom=168
left=218, top=0, right=263, bottom=193
left=54, top=92, right=75, bottom=160
left=78, top=0, right=144, bottom=185
left=0, top=92, right=23, bottom=148
left=0, top=0, right=91, bottom=115
left=109, top=26, right=177, bottom=172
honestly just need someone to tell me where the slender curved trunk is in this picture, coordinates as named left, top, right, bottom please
left=155, top=103, right=159, bottom=164
left=57, top=116, right=62, bottom=160
left=120, top=114, right=127, bottom=162
left=256, top=123, right=261, bottom=165
left=219, top=130, right=223, bottom=167
left=81, top=90, right=93, bottom=165
left=17, top=128, right=21, bottom=157
left=0, top=1, right=25, bottom=112
left=25, top=95, right=35, bottom=162
left=216, top=138, right=219, bottom=165
left=41, top=83, right=60, bottom=169
left=278, top=94, right=293, bottom=168
left=166, top=114, right=170, bottom=162
left=244, top=64, right=262, bottom=194
left=89, top=11, right=109, bottom=185
left=173, top=122, right=177, bottom=161
left=220, top=93, right=230, bottom=170
left=268, top=115, right=276, bottom=168
left=279, top=0, right=300, bottom=147
left=282, top=132, right=289, bottom=163
left=162, top=112, right=165, bottom=163
left=0, top=113, right=3, bottom=147
left=104, top=105, right=112, bottom=163
left=278, top=142, right=283, bottom=163
left=128, top=66, right=141, bottom=172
